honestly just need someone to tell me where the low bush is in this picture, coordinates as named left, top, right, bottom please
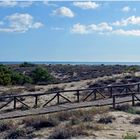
left=98, top=115, right=115, bottom=124
left=131, top=117, right=140, bottom=125
left=122, top=132, right=137, bottom=139
left=115, top=104, right=140, bottom=114
left=55, top=111, right=72, bottom=121
left=23, top=116, right=59, bottom=130
left=0, top=121, right=16, bottom=132
left=81, top=113, right=93, bottom=122
left=49, top=125, right=87, bottom=139
left=6, top=128, right=30, bottom=139
left=69, top=117, right=80, bottom=125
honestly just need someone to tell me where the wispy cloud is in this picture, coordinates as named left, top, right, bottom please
left=0, top=13, right=43, bottom=33
left=52, top=7, right=75, bottom=18
left=51, top=27, right=64, bottom=31
left=121, top=6, right=136, bottom=13
left=71, top=22, right=112, bottom=34
left=112, top=16, right=140, bottom=26
left=73, top=1, right=100, bottom=10
left=112, top=29, right=140, bottom=36
left=43, top=1, right=58, bottom=7
left=0, top=0, right=33, bottom=8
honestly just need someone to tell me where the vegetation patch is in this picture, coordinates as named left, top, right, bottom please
left=23, top=116, right=59, bottom=130
left=0, top=121, right=16, bottom=132
left=131, top=117, right=140, bottom=125
left=115, top=104, right=140, bottom=114
left=6, top=128, right=31, bottom=139
left=98, top=115, right=115, bottom=124
left=49, top=125, right=87, bottom=139
left=122, top=132, right=137, bottom=139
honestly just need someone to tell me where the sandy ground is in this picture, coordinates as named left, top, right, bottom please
left=26, top=109, right=140, bottom=139
left=0, top=70, right=140, bottom=138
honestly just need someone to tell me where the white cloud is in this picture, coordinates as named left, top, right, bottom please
left=0, top=0, right=17, bottom=7
left=121, top=6, right=130, bottom=12
left=121, top=6, right=136, bottom=13
left=112, top=16, right=140, bottom=26
left=51, top=27, right=64, bottom=30
left=112, top=29, right=140, bottom=36
left=0, top=13, right=43, bottom=33
left=0, top=0, right=33, bottom=8
left=71, top=23, right=88, bottom=34
left=43, top=1, right=57, bottom=7
left=18, top=1, right=33, bottom=8
left=52, top=7, right=74, bottom=18
left=73, top=1, right=99, bottom=10
left=71, top=22, right=112, bottom=34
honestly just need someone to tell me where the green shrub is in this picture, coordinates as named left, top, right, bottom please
left=31, top=67, right=53, bottom=84
left=122, top=132, right=137, bottom=139
left=0, top=65, right=32, bottom=85
left=11, top=73, right=32, bottom=85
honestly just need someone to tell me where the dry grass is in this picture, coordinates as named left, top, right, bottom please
left=0, top=120, right=17, bottom=132
left=22, top=115, right=59, bottom=130
left=5, top=128, right=34, bottom=139
left=98, top=115, right=116, bottom=124
left=49, top=124, right=88, bottom=139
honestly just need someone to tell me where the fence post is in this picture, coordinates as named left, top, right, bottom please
left=137, top=84, right=140, bottom=92
left=113, top=95, right=116, bottom=109
left=110, top=87, right=113, bottom=98
left=57, top=92, right=60, bottom=104
left=35, top=95, right=38, bottom=108
left=13, top=97, right=16, bottom=109
left=77, top=90, right=80, bottom=102
left=132, top=93, right=135, bottom=106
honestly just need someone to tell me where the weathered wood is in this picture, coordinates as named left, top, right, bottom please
left=13, top=97, right=16, bottom=109
left=132, top=93, right=135, bottom=106
left=76, top=90, right=80, bottom=102
left=16, top=98, right=30, bottom=109
left=0, top=99, right=13, bottom=110
left=109, top=87, right=113, bottom=98
left=137, top=84, right=140, bottom=92
left=1, top=95, right=140, bottom=120
left=57, top=92, right=60, bottom=104
left=83, top=90, right=95, bottom=101
left=113, top=95, right=116, bottom=109
left=95, top=89, right=106, bottom=98
left=43, top=94, right=57, bottom=107
left=59, top=94, right=71, bottom=103
left=134, top=95, right=140, bottom=101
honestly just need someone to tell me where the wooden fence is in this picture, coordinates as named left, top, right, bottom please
left=0, top=82, right=140, bottom=111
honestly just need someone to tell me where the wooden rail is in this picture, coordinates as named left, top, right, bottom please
left=112, top=92, right=140, bottom=108
left=0, top=82, right=140, bottom=111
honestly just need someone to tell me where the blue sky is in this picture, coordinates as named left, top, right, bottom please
left=0, top=1, right=140, bottom=62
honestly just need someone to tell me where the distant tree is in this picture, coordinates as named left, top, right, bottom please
left=31, top=67, right=53, bottom=84
left=20, top=62, right=35, bottom=67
